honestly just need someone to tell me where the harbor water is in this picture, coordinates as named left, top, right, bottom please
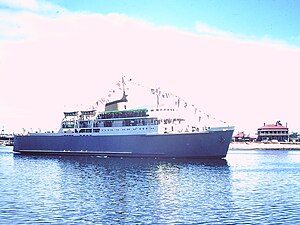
left=1, top=146, right=300, bottom=224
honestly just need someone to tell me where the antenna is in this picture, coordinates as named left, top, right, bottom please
left=120, top=76, right=128, bottom=102
left=122, top=76, right=126, bottom=96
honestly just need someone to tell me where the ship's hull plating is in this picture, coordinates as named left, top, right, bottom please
left=13, top=129, right=233, bottom=158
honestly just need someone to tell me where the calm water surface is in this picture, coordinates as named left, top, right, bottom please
left=1, top=146, right=300, bottom=224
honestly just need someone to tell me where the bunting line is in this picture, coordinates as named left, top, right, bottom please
left=90, top=76, right=228, bottom=125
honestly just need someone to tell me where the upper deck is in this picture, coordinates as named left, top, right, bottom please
left=60, top=105, right=191, bottom=136
left=58, top=77, right=208, bottom=135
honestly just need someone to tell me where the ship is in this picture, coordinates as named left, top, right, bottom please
left=13, top=77, right=234, bottom=158
left=0, top=127, right=14, bottom=146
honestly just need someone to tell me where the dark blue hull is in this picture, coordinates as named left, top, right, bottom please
left=13, top=129, right=233, bottom=158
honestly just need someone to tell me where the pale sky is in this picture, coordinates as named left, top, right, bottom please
left=0, top=0, right=300, bottom=135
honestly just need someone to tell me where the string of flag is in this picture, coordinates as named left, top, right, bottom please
left=92, top=76, right=228, bottom=125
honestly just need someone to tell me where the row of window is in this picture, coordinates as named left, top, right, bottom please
left=63, top=117, right=185, bottom=129
left=151, top=108, right=175, bottom=112
left=66, top=127, right=156, bottom=133
left=258, top=136, right=288, bottom=141
left=258, top=131, right=288, bottom=135
left=64, top=108, right=176, bottom=122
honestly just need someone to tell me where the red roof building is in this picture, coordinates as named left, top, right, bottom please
left=233, top=132, right=247, bottom=142
left=257, top=123, right=289, bottom=142
left=233, top=132, right=257, bottom=142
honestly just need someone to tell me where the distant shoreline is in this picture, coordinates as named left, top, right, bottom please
left=229, top=142, right=300, bottom=150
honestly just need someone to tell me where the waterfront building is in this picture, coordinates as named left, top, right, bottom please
left=257, top=122, right=289, bottom=142
left=233, top=131, right=257, bottom=142
left=233, top=132, right=247, bottom=142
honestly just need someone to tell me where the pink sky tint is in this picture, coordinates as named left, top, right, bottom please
left=0, top=12, right=300, bottom=134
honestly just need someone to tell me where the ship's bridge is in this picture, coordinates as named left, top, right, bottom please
left=61, top=111, right=78, bottom=130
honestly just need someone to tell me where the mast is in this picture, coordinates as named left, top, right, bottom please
left=104, top=76, right=128, bottom=111
left=120, top=76, right=128, bottom=102
left=122, top=76, right=126, bottom=98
